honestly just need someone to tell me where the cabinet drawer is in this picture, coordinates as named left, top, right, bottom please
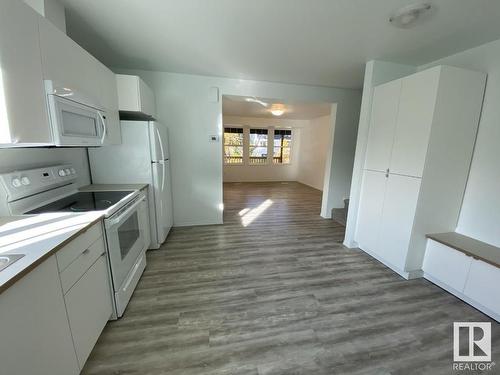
left=60, top=236, right=106, bottom=294
left=56, top=222, right=102, bottom=272
left=423, top=239, right=472, bottom=292
left=64, top=255, right=113, bottom=369
left=464, top=260, right=500, bottom=315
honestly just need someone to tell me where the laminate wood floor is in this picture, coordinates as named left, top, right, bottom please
left=83, top=182, right=499, bottom=375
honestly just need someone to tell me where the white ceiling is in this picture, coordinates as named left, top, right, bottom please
left=60, top=0, right=500, bottom=88
left=223, top=96, right=332, bottom=120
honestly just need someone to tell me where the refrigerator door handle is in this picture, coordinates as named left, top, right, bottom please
left=155, top=126, right=166, bottom=161
left=161, top=161, right=165, bottom=192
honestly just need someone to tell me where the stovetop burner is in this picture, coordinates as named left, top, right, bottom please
left=27, top=191, right=133, bottom=214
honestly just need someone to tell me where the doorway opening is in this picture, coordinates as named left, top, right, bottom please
left=221, top=95, right=337, bottom=227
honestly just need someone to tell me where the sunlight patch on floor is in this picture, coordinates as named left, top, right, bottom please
left=241, top=199, right=273, bottom=227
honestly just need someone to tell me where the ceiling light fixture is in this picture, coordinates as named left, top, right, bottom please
left=270, top=104, right=285, bottom=116
left=389, top=2, right=432, bottom=28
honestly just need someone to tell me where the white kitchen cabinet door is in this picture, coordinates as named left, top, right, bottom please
left=116, top=74, right=156, bottom=117
left=464, top=259, right=500, bottom=316
left=64, top=255, right=113, bottom=369
left=422, top=240, right=472, bottom=292
left=39, top=16, right=101, bottom=102
left=390, top=68, right=440, bottom=178
left=0, top=256, right=79, bottom=375
left=98, top=64, right=121, bottom=144
left=364, top=79, right=401, bottom=173
left=355, top=170, right=387, bottom=254
left=0, top=0, right=51, bottom=145
left=378, top=174, right=421, bottom=269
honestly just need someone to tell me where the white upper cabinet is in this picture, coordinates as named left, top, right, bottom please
left=364, top=80, right=401, bottom=173
left=97, top=64, right=121, bottom=144
left=38, top=15, right=121, bottom=145
left=0, top=0, right=51, bottom=146
left=390, top=68, right=440, bottom=178
left=39, top=17, right=101, bottom=102
left=116, top=74, right=156, bottom=117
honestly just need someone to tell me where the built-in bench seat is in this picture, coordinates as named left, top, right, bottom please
left=423, top=232, right=499, bottom=322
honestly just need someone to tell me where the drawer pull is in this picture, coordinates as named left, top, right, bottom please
left=82, top=249, right=90, bottom=255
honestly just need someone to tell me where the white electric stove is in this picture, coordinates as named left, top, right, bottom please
left=0, top=164, right=150, bottom=318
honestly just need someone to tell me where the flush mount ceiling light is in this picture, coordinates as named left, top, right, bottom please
left=270, top=104, right=285, bottom=116
left=389, top=2, right=432, bottom=28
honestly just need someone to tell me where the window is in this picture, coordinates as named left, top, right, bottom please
left=249, top=129, right=268, bottom=164
left=273, top=129, right=292, bottom=164
left=224, top=127, right=243, bottom=164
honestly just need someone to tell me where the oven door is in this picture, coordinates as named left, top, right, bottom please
left=105, top=194, right=149, bottom=291
left=47, top=94, right=106, bottom=146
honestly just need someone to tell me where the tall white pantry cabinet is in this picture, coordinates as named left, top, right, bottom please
left=355, top=65, right=486, bottom=279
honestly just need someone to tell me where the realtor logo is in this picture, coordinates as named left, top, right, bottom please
left=454, top=322, right=491, bottom=362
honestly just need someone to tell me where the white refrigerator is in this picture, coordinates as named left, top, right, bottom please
left=88, top=120, right=173, bottom=249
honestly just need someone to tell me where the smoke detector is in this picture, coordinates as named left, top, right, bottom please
left=389, top=2, right=432, bottom=28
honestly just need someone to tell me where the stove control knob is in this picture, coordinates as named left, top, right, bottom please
left=65, top=168, right=71, bottom=175
left=70, top=168, right=76, bottom=175
left=58, top=169, right=66, bottom=177
left=21, top=177, right=30, bottom=186
left=12, top=178, right=21, bottom=188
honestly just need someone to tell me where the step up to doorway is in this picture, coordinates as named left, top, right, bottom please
left=331, top=198, right=349, bottom=226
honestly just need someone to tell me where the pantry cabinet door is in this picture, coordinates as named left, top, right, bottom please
left=364, top=79, right=401, bottom=173
left=0, top=0, right=51, bottom=144
left=355, top=170, right=387, bottom=255
left=378, top=174, right=421, bottom=270
left=390, top=68, right=440, bottom=178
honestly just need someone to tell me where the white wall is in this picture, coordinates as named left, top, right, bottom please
left=297, top=115, right=332, bottom=191
left=24, top=0, right=66, bottom=32
left=116, top=69, right=361, bottom=227
left=222, top=116, right=304, bottom=183
left=320, top=98, right=361, bottom=217
left=0, top=148, right=91, bottom=187
left=419, top=39, right=500, bottom=247
left=344, top=60, right=418, bottom=247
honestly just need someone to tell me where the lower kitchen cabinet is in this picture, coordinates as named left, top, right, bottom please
left=463, top=259, right=500, bottom=317
left=0, top=256, right=79, bottom=375
left=422, top=239, right=472, bottom=292
left=423, top=238, right=500, bottom=322
left=65, top=254, right=113, bottom=368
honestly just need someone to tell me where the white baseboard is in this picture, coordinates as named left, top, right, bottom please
left=359, top=246, right=421, bottom=280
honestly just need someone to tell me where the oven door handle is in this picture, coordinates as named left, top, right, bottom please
left=105, top=196, right=146, bottom=228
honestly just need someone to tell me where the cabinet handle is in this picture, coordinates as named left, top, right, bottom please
left=82, top=248, right=90, bottom=255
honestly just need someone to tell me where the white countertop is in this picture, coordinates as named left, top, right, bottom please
left=0, top=212, right=104, bottom=293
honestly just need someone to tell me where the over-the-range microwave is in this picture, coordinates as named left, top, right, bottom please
left=45, top=80, right=107, bottom=147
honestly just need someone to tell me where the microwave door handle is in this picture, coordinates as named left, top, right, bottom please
left=98, top=112, right=107, bottom=143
